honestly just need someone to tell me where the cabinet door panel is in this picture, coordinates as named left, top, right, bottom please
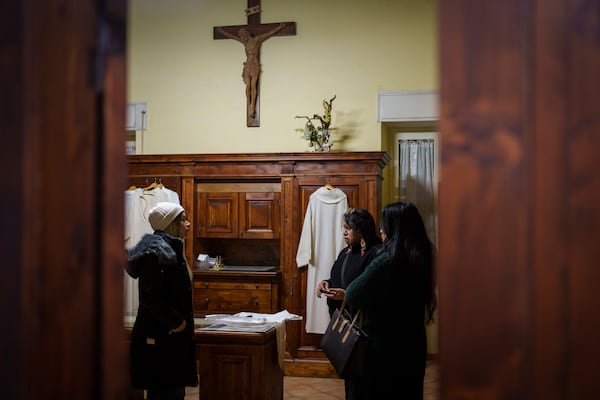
left=239, top=192, right=280, bottom=239
left=197, top=192, right=238, bottom=238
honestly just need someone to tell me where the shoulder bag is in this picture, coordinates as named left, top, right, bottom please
left=320, top=299, right=368, bottom=379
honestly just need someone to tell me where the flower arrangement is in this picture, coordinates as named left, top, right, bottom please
left=295, top=95, right=336, bottom=152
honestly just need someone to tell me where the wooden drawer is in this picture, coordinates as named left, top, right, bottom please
left=195, top=281, right=273, bottom=291
left=193, top=277, right=278, bottom=316
left=194, top=288, right=272, bottom=315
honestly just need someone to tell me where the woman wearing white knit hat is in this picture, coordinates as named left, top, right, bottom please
left=126, top=201, right=197, bottom=400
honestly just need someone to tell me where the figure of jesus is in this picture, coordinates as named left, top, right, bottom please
left=218, top=22, right=286, bottom=118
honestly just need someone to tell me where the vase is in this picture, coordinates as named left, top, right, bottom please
left=315, top=129, right=332, bottom=152
left=320, top=142, right=332, bottom=152
left=311, top=141, right=331, bottom=152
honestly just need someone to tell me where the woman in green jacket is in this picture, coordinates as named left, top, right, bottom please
left=345, top=202, right=437, bottom=400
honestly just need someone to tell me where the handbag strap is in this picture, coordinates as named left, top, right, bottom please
left=332, top=299, right=347, bottom=329
left=341, top=309, right=363, bottom=342
left=350, top=309, right=361, bottom=327
left=333, top=299, right=363, bottom=330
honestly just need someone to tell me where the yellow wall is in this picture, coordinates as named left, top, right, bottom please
left=128, top=0, right=437, bottom=154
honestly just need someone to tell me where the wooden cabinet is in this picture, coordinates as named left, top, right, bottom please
left=127, top=152, right=390, bottom=377
left=196, top=183, right=280, bottom=239
left=196, top=328, right=283, bottom=400
left=192, top=270, right=280, bottom=317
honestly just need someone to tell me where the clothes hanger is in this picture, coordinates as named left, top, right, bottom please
left=324, top=179, right=335, bottom=190
left=127, top=185, right=138, bottom=191
left=143, top=180, right=159, bottom=191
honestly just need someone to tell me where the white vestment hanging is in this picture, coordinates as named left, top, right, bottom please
left=296, top=186, right=348, bottom=333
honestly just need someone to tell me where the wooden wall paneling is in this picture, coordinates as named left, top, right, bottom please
left=365, top=177, right=383, bottom=225
left=280, top=175, right=299, bottom=359
left=181, top=176, right=196, bottom=264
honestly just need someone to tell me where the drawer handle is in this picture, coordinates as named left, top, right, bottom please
left=254, top=299, right=259, bottom=306
left=255, top=284, right=259, bottom=289
left=205, top=282, right=209, bottom=288
left=205, top=298, right=209, bottom=304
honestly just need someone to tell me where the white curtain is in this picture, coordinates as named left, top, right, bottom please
left=398, top=139, right=436, bottom=246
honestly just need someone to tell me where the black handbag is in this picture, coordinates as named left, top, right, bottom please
left=320, top=299, right=368, bottom=379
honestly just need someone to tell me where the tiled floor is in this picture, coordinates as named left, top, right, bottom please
left=185, top=359, right=439, bottom=399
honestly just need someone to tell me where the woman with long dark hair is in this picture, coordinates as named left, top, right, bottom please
left=345, top=202, right=437, bottom=399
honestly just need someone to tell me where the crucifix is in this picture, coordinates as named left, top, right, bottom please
left=214, top=0, right=296, bottom=127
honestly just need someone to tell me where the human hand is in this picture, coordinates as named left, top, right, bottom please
left=325, top=288, right=345, bottom=301
left=316, top=281, right=330, bottom=298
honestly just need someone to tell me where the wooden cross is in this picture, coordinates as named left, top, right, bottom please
left=214, top=0, right=296, bottom=127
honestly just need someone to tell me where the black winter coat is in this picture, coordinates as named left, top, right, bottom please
left=325, top=243, right=380, bottom=317
left=127, top=232, right=198, bottom=391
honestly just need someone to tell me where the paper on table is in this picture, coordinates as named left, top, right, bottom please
left=235, top=310, right=302, bottom=323
left=204, top=314, right=268, bottom=326
left=203, top=310, right=302, bottom=326
left=197, top=322, right=273, bottom=333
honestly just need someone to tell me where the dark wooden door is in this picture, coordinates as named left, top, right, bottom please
left=3, top=0, right=129, bottom=399
left=438, top=0, right=600, bottom=398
